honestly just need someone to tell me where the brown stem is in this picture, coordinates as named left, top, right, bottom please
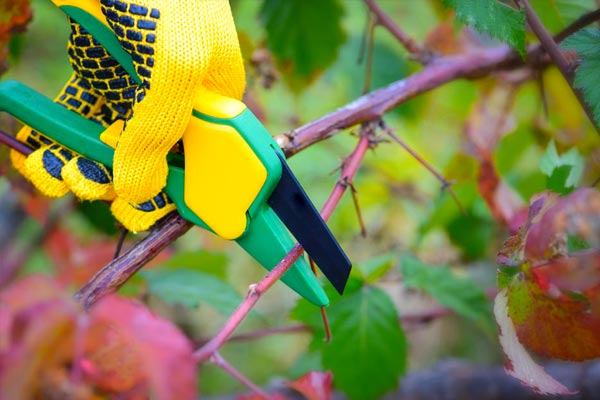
left=554, top=8, right=600, bottom=43
left=0, top=129, right=32, bottom=156
left=281, top=45, right=523, bottom=157
left=74, top=213, right=192, bottom=309
left=363, top=0, right=431, bottom=63
left=518, top=0, right=600, bottom=133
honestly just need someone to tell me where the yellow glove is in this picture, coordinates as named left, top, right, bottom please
left=108, top=0, right=246, bottom=204
left=11, top=0, right=245, bottom=232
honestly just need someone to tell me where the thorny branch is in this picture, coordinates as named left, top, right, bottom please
left=279, top=8, right=600, bottom=157
left=516, top=0, right=600, bottom=133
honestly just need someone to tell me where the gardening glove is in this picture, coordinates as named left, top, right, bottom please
left=10, top=73, right=177, bottom=232
left=107, top=0, right=246, bottom=204
left=11, top=0, right=245, bottom=232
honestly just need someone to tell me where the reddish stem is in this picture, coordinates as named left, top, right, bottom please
left=210, top=352, right=271, bottom=399
left=193, top=133, right=371, bottom=363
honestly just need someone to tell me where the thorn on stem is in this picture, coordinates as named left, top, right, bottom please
left=113, top=228, right=128, bottom=259
left=247, top=283, right=259, bottom=298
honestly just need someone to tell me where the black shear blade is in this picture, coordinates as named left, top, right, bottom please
left=268, top=152, right=352, bottom=294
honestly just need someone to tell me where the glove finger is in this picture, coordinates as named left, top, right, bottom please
left=63, top=156, right=116, bottom=201
left=23, top=144, right=74, bottom=198
left=11, top=127, right=56, bottom=176
left=111, top=192, right=176, bottom=233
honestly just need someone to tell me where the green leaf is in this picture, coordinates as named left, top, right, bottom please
left=562, top=29, right=600, bottom=126
left=442, top=0, right=526, bottom=57
left=290, top=277, right=363, bottom=334
left=141, top=268, right=243, bottom=315
left=259, top=0, right=346, bottom=92
left=540, top=141, right=584, bottom=194
left=401, top=255, right=491, bottom=323
left=530, top=0, right=596, bottom=33
left=76, top=201, right=118, bottom=235
left=446, top=210, right=495, bottom=261
left=161, top=250, right=229, bottom=279
left=321, top=286, right=407, bottom=400
left=547, top=165, right=574, bottom=195
left=353, top=253, right=395, bottom=283
left=562, top=28, right=600, bottom=57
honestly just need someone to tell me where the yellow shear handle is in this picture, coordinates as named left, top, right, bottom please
left=52, top=0, right=108, bottom=25
left=184, top=88, right=267, bottom=240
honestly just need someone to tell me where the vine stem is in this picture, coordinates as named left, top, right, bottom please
left=516, top=0, right=600, bottom=133
left=210, top=352, right=271, bottom=399
left=363, top=0, right=431, bottom=63
left=193, top=132, right=371, bottom=363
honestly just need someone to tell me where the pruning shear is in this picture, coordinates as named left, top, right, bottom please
left=0, top=1, right=351, bottom=307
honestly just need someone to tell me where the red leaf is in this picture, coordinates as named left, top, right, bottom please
left=464, top=85, right=525, bottom=226
left=89, top=296, right=197, bottom=400
left=44, top=227, right=116, bottom=286
left=507, top=272, right=600, bottom=361
left=525, top=188, right=600, bottom=262
left=532, top=251, right=600, bottom=294
left=0, top=276, right=198, bottom=399
left=0, top=277, right=82, bottom=399
left=20, top=195, right=53, bottom=224
left=494, top=289, right=575, bottom=395
left=285, top=371, right=333, bottom=400
left=498, top=188, right=600, bottom=364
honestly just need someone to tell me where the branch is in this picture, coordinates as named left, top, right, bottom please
left=74, top=213, right=192, bottom=309
left=280, top=8, right=600, bottom=157
left=517, top=0, right=600, bottom=133
left=554, top=8, right=600, bottom=43
left=0, top=129, right=32, bottom=156
left=363, top=0, right=431, bottom=63
left=280, top=45, right=523, bottom=157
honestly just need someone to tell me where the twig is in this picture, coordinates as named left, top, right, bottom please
left=347, top=179, right=367, bottom=237
left=113, top=228, right=128, bottom=259
left=74, top=213, right=192, bottom=309
left=193, top=134, right=372, bottom=364
left=378, top=120, right=464, bottom=213
left=363, top=0, right=431, bottom=63
left=362, top=12, right=377, bottom=94
left=227, top=325, right=310, bottom=343
left=554, top=8, right=600, bottom=43
left=0, top=129, right=32, bottom=156
left=193, top=245, right=304, bottom=363
left=309, top=258, right=333, bottom=342
left=517, top=0, right=600, bottom=133
left=210, top=352, right=272, bottom=399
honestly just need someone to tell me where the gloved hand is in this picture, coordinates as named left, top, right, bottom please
left=11, top=0, right=246, bottom=232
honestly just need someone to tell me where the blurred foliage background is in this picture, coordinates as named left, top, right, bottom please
left=2, top=0, right=600, bottom=398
